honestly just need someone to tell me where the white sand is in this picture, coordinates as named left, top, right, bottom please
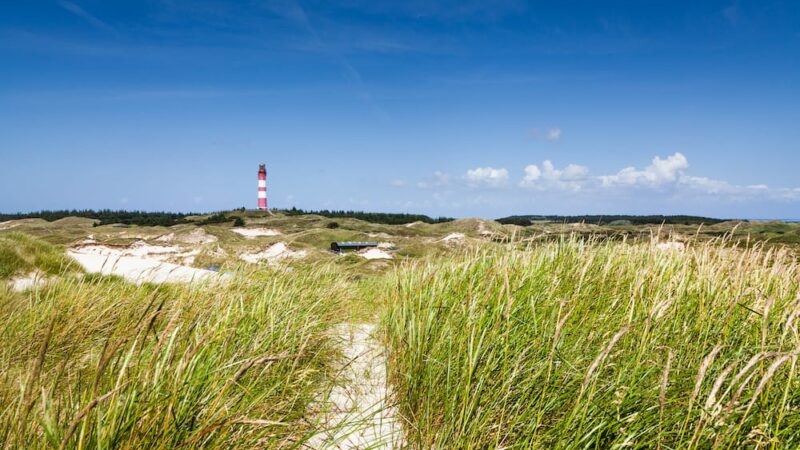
left=155, top=228, right=217, bottom=244
left=360, top=248, right=393, bottom=260
left=477, top=221, right=494, bottom=237
left=231, top=227, right=282, bottom=238
left=655, top=241, right=686, bottom=252
left=179, top=228, right=218, bottom=244
left=0, top=220, right=19, bottom=230
left=368, top=232, right=393, bottom=239
left=155, top=232, right=176, bottom=242
left=75, top=242, right=181, bottom=260
left=439, top=232, right=465, bottom=243
left=68, top=248, right=218, bottom=284
left=9, top=272, right=49, bottom=291
left=310, top=324, right=402, bottom=449
left=240, top=242, right=307, bottom=264
left=377, top=242, right=395, bottom=249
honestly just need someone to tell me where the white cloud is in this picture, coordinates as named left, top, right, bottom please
left=465, top=167, right=509, bottom=188
left=546, top=127, right=562, bottom=142
left=415, top=152, right=800, bottom=208
left=520, top=160, right=589, bottom=190
left=600, top=153, right=688, bottom=187
left=390, top=179, right=406, bottom=187
left=521, top=164, right=542, bottom=182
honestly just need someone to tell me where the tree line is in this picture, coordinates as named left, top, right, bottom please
left=0, top=210, right=247, bottom=227
left=495, top=215, right=728, bottom=226
left=279, top=207, right=454, bottom=225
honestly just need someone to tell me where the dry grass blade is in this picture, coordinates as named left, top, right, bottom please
left=19, top=315, right=57, bottom=428
left=58, top=383, right=128, bottom=450
left=582, top=326, right=629, bottom=391
left=689, top=345, right=722, bottom=408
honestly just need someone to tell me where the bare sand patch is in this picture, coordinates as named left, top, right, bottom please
left=179, top=228, right=218, bottom=244
left=360, top=248, right=393, bottom=260
left=439, top=232, right=466, bottom=243
left=74, top=241, right=184, bottom=261
left=0, top=220, right=20, bottom=230
left=240, top=242, right=307, bottom=264
left=655, top=241, right=686, bottom=252
left=68, top=248, right=218, bottom=284
left=155, top=232, right=176, bottom=242
left=8, top=271, right=49, bottom=292
left=155, top=228, right=218, bottom=244
left=368, top=232, right=393, bottom=239
left=477, top=221, right=495, bottom=237
left=231, top=227, right=282, bottom=238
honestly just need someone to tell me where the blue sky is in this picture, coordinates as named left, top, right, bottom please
left=1, top=0, right=798, bottom=219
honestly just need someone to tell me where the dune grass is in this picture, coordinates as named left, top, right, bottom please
left=380, top=237, right=800, bottom=448
left=0, top=232, right=80, bottom=280
left=0, top=266, right=350, bottom=449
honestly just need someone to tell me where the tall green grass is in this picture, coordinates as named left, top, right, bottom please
left=0, top=232, right=79, bottom=280
left=0, top=266, right=348, bottom=449
left=380, top=237, right=800, bottom=448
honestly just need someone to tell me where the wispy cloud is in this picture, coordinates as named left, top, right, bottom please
left=530, top=127, right=563, bottom=143
left=417, top=171, right=451, bottom=189
left=262, top=0, right=387, bottom=119
left=56, top=0, right=115, bottom=33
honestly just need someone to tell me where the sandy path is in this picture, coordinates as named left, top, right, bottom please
left=311, top=323, right=402, bottom=449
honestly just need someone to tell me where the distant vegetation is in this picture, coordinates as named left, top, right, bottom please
left=2, top=208, right=453, bottom=227
left=496, top=214, right=728, bottom=226
left=280, top=207, right=454, bottom=225
left=0, top=210, right=193, bottom=226
left=0, top=210, right=246, bottom=227
left=3, top=210, right=729, bottom=228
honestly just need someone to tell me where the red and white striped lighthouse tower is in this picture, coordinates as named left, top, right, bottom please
left=257, top=163, right=268, bottom=210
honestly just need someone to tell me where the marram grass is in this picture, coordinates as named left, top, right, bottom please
left=380, top=237, right=800, bottom=449
left=0, top=266, right=348, bottom=449
left=0, top=232, right=79, bottom=280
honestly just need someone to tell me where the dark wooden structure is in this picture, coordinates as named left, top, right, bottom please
left=330, top=241, right=378, bottom=252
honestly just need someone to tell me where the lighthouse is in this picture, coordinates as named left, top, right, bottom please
left=257, top=164, right=268, bottom=210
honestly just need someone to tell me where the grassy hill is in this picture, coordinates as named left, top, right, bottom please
left=1, top=210, right=800, bottom=447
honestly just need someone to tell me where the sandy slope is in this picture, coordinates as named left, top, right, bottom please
left=230, top=227, right=282, bottom=238
left=67, top=248, right=218, bottom=284
left=240, top=242, right=307, bottom=264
